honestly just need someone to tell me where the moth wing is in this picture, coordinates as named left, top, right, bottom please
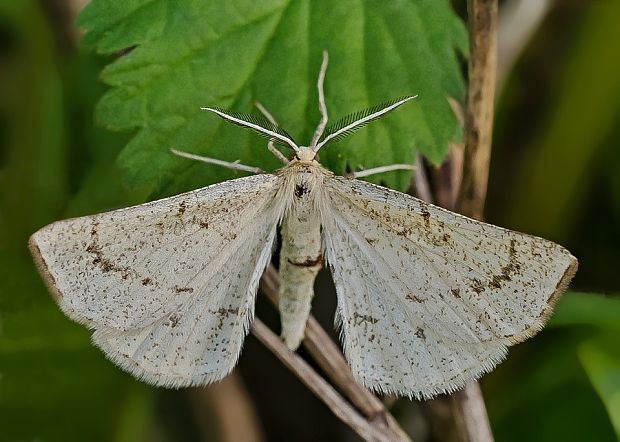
left=30, top=174, right=284, bottom=387
left=320, top=176, right=577, bottom=398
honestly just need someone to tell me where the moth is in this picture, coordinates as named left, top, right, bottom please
left=29, top=53, right=577, bottom=399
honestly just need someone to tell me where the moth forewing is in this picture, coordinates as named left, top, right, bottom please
left=319, top=175, right=577, bottom=398
left=29, top=174, right=286, bottom=387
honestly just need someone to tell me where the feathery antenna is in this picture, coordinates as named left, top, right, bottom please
left=201, top=107, right=299, bottom=152
left=314, top=96, right=417, bottom=152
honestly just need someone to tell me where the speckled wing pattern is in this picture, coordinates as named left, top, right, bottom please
left=29, top=174, right=282, bottom=387
left=321, top=176, right=577, bottom=399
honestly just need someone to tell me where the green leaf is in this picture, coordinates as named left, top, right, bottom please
left=549, top=292, right=620, bottom=331
left=485, top=331, right=619, bottom=442
left=578, top=339, right=620, bottom=439
left=0, top=251, right=134, bottom=441
left=77, top=0, right=467, bottom=195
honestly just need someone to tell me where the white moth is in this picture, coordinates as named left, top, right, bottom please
left=29, top=53, right=577, bottom=399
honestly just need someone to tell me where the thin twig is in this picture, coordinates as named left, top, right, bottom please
left=452, top=1, right=498, bottom=442
left=450, top=382, right=493, bottom=442
left=411, top=153, right=434, bottom=204
left=430, top=145, right=464, bottom=211
left=188, top=375, right=264, bottom=442
left=260, top=265, right=411, bottom=441
left=251, top=319, right=392, bottom=442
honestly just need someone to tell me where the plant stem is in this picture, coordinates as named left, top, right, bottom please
left=452, top=1, right=498, bottom=441
left=251, top=318, right=395, bottom=442
left=458, top=0, right=498, bottom=221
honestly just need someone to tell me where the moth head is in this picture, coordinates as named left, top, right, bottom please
left=200, top=52, right=416, bottom=165
left=295, top=147, right=316, bottom=162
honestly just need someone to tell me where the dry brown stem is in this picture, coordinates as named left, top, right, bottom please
left=188, top=375, right=264, bottom=442
left=450, top=382, right=494, bottom=442
left=458, top=0, right=498, bottom=221
left=450, top=1, right=498, bottom=442
left=251, top=318, right=395, bottom=442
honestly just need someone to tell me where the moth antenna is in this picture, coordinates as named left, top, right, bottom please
left=201, top=106, right=300, bottom=152
left=310, top=50, right=330, bottom=150
left=315, top=95, right=417, bottom=152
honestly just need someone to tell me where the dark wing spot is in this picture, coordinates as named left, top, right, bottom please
left=352, top=312, right=379, bottom=326
left=418, top=201, right=431, bottom=228
left=406, top=293, right=424, bottom=303
left=90, top=221, right=99, bottom=237
left=166, top=313, right=181, bottom=328
left=470, top=278, right=485, bottom=294
left=415, top=327, right=426, bottom=339
left=177, top=201, right=187, bottom=217
left=174, top=286, right=194, bottom=294
left=364, top=237, right=378, bottom=245
left=488, top=239, right=522, bottom=290
left=86, top=242, right=132, bottom=279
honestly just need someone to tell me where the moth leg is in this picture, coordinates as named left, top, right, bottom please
left=267, top=140, right=289, bottom=164
left=170, top=148, right=264, bottom=174
left=254, top=101, right=289, bottom=164
left=347, top=163, right=415, bottom=179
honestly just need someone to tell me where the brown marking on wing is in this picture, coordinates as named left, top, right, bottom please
left=174, top=286, right=194, bottom=294
left=166, top=312, right=181, bottom=328
left=406, top=293, right=424, bottom=303
left=419, top=200, right=431, bottom=229
left=415, top=327, right=426, bottom=339
left=469, top=277, right=485, bottom=294
left=214, top=307, right=240, bottom=330
left=85, top=242, right=132, bottom=280
left=352, top=312, right=379, bottom=326
left=90, top=221, right=99, bottom=237
left=364, top=236, right=378, bottom=245
left=176, top=200, right=188, bottom=217
left=489, top=239, right=522, bottom=289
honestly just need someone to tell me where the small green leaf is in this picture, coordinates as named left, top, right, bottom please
left=578, top=339, right=620, bottom=438
left=78, top=0, right=467, bottom=195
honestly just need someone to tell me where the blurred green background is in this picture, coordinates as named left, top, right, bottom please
left=1, top=0, right=619, bottom=441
